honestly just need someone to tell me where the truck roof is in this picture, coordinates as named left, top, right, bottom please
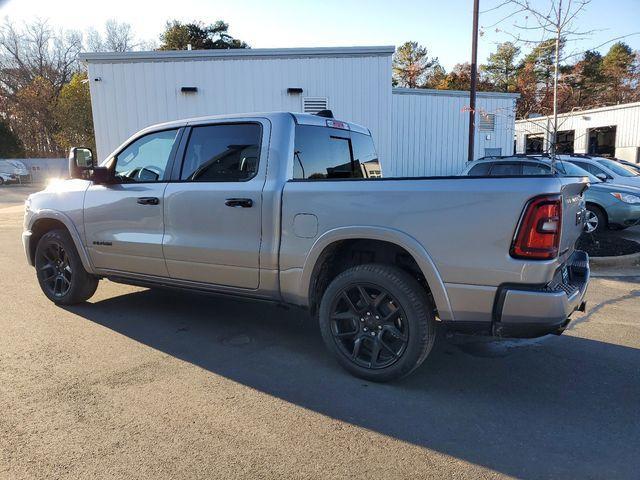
left=137, top=112, right=371, bottom=136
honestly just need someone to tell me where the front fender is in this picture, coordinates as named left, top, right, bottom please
left=25, top=209, right=95, bottom=274
left=294, top=226, right=454, bottom=322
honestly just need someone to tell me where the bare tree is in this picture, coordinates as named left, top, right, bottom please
left=86, top=19, right=136, bottom=52
left=485, top=0, right=639, bottom=167
left=0, top=18, right=82, bottom=156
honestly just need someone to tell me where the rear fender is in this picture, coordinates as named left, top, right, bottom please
left=298, top=226, right=454, bottom=321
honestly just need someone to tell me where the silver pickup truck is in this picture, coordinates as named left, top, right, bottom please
left=23, top=112, right=590, bottom=381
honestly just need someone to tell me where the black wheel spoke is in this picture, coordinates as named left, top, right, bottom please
left=39, top=262, right=55, bottom=273
left=373, top=291, right=388, bottom=309
left=335, top=329, right=358, bottom=338
left=352, top=335, right=363, bottom=358
left=330, top=282, right=409, bottom=370
left=341, top=291, right=361, bottom=314
left=383, top=325, right=408, bottom=342
left=382, top=307, right=401, bottom=325
left=356, top=286, right=372, bottom=309
left=369, top=339, right=381, bottom=368
left=379, top=337, right=400, bottom=357
left=42, top=271, right=57, bottom=283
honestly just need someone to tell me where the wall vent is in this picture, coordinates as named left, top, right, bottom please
left=303, top=97, right=329, bottom=114
left=479, top=113, right=496, bottom=131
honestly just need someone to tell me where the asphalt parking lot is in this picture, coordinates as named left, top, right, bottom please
left=1, top=184, right=639, bottom=479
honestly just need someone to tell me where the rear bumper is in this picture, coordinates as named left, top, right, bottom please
left=492, top=250, right=590, bottom=338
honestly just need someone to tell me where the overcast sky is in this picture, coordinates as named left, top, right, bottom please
left=1, top=0, right=639, bottom=69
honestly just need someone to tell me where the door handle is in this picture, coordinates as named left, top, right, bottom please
left=137, top=197, right=159, bottom=205
left=225, top=198, right=253, bottom=208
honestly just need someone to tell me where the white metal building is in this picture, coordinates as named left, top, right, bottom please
left=515, top=102, right=640, bottom=163
left=392, top=88, right=518, bottom=176
left=81, top=46, right=518, bottom=177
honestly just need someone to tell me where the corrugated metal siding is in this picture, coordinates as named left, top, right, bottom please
left=390, top=91, right=517, bottom=176
left=87, top=54, right=392, bottom=164
left=515, top=102, right=640, bottom=153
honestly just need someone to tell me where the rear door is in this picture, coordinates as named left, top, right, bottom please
left=162, top=121, right=268, bottom=289
left=84, top=128, right=182, bottom=277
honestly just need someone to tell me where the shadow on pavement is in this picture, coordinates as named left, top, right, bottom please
left=67, top=287, right=640, bottom=479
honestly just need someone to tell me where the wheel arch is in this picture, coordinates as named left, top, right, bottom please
left=27, top=210, right=95, bottom=274
left=298, top=226, right=453, bottom=321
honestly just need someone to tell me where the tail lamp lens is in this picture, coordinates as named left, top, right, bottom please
left=511, top=195, right=562, bottom=260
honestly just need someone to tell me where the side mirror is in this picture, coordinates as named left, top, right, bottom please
left=595, top=173, right=608, bottom=182
left=91, top=167, right=113, bottom=184
left=68, top=147, right=94, bottom=179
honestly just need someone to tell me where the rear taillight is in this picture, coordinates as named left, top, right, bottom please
left=511, top=195, right=562, bottom=260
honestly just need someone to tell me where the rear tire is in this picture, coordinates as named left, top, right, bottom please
left=584, top=205, right=606, bottom=233
left=35, top=229, right=99, bottom=305
left=318, top=263, right=436, bottom=382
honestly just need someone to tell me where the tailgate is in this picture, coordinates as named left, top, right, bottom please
left=559, top=178, right=589, bottom=262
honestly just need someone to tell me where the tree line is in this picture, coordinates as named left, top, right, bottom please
left=0, top=19, right=248, bottom=158
left=392, top=39, right=640, bottom=119
left=1, top=17, right=638, bottom=158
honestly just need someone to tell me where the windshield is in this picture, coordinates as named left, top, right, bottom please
left=556, top=161, right=601, bottom=182
left=596, top=158, right=639, bottom=177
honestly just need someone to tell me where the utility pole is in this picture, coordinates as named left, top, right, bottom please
left=468, top=0, right=480, bottom=162
left=550, top=0, right=562, bottom=174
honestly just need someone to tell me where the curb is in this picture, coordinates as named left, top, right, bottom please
left=589, top=251, right=640, bottom=268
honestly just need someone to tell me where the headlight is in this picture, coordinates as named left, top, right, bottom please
left=611, top=192, right=640, bottom=204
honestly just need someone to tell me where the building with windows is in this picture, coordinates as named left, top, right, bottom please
left=80, top=46, right=519, bottom=177
left=515, top=102, right=640, bottom=163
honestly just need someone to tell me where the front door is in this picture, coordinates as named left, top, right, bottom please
left=84, top=128, right=182, bottom=277
left=162, top=122, right=266, bottom=289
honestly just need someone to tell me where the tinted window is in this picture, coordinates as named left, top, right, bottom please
left=294, top=125, right=371, bottom=180
left=556, top=161, right=601, bottom=182
left=467, top=163, right=492, bottom=175
left=571, top=161, right=608, bottom=178
left=351, top=131, right=379, bottom=178
left=115, top=129, right=179, bottom=183
left=489, top=163, right=522, bottom=176
left=596, top=158, right=638, bottom=177
left=181, top=124, right=261, bottom=181
left=522, top=163, right=550, bottom=175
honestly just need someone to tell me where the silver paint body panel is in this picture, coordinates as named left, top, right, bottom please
left=23, top=112, right=589, bottom=326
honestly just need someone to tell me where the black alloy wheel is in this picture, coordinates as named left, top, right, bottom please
left=34, top=229, right=99, bottom=305
left=36, top=241, right=73, bottom=299
left=329, top=283, right=409, bottom=369
left=319, top=264, right=436, bottom=382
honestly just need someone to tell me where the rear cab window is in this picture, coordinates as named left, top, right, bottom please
left=293, top=125, right=379, bottom=179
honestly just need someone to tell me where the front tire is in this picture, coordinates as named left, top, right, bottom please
left=35, top=229, right=99, bottom=305
left=584, top=205, right=606, bottom=233
left=318, top=264, right=436, bottom=382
